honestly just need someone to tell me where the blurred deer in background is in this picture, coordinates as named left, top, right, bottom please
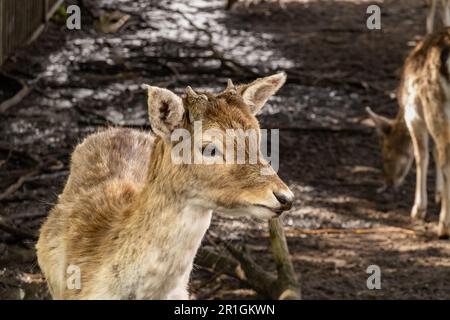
left=367, top=29, right=450, bottom=239
left=427, top=0, right=450, bottom=34
left=36, top=73, right=294, bottom=299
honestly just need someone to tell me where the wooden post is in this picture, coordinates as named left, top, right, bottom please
left=44, top=0, right=49, bottom=22
left=46, top=0, right=63, bottom=22
left=0, top=0, right=64, bottom=65
left=197, top=218, right=301, bottom=300
left=268, top=217, right=301, bottom=299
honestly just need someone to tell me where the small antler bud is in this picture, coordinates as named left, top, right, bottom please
left=185, top=86, right=197, bottom=98
left=226, top=79, right=234, bottom=90
left=226, top=79, right=237, bottom=94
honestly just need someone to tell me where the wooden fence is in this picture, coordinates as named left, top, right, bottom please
left=0, top=0, right=63, bottom=65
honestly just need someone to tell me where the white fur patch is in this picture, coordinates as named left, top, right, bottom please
left=134, top=205, right=212, bottom=299
left=404, top=79, right=422, bottom=126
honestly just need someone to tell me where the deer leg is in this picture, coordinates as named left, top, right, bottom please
left=441, top=0, right=450, bottom=27
left=407, top=120, right=429, bottom=220
left=437, top=145, right=450, bottom=239
left=428, top=0, right=437, bottom=34
left=438, top=170, right=450, bottom=239
left=433, top=146, right=444, bottom=203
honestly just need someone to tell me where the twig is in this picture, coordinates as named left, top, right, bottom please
left=0, top=156, right=58, bottom=201
left=285, top=226, right=417, bottom=236
left=264, top=126, right=372, bottom=134
left=0, top=147, right=12, bottom=169
left=0, top=216, right=38, bottom=241
left=27, top=170, right=69, bottom=182
left=197, top=218, right=301, bottom=299
left=0, top=72, right=31, bottom=113
left=0, top=169, right=40, bottom=201
left=94, top=11, right=131, bottom=34
left=159, top=4, right=257, bottom=77
left=224, top=244, right=279, bottom=298
left=196, top=247, right=248, bottom=282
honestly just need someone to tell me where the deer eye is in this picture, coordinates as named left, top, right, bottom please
left=201, top=145, right=222, bottom=158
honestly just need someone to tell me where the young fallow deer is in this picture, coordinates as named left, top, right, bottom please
left=36, top=72, right=294, bottom=299
left=367, top=29, right=450, bottom=238
left=427, top=0, right=450, bottom=34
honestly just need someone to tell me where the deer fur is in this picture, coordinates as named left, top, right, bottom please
left=36, top=73, right=294, bottom=299
left=367, top=28, right=450, bottom=239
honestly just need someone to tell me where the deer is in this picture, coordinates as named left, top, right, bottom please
left=36, top=72, right=295, bottom=299
left=427, top=0, right=450, bottom=34
left=366, top=28, right=450, bottom=239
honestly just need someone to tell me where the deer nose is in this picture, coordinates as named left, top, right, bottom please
left=273, top=191, right=294, bottom=212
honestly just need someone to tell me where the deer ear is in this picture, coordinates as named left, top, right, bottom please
left=238, top=72, right=287, bottom=114
left=366, top=107, right=393, bottom=136
left=145, top=85, right=184, bottom=138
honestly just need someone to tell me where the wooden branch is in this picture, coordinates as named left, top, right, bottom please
left=268, top=217, right=301, bottom=300
left=0, top=147, right=12, bottom=169
left=0, top=216, right=38, bottom=241
left=94, top=11, right=131, bottom=34
left=225, top=243, right=280, bottom=299
left=263, top=125, right=372, bottom=135
left=285, top=226, right=417, bottom=236
left=0, top=72, right=31, bottom=113
left=196, top=218, right=301, bottom=299
left=198, top=245, right=279, bottom=292
left=0, top=155, right=59, bottom=201
left=196, top=246, right=248, bottom=281
left=0, top=169, right=40, bottom=201
left=159, top=4, right=257, bottom=77
left=197, top=246, right=281, bottom=299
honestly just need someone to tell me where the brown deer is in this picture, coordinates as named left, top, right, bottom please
left=36, top=73, right=294, bottom=299
left=367, top=28, right=450, bottom=238
left=427, top=0, right=450, bottom=34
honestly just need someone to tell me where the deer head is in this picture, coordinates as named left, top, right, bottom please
left=366, top=107, right=413, bottom=190
left=145, top=72, right=294, bottom=219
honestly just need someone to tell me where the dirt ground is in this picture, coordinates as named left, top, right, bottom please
left=1, top=0, right=450, bottom=300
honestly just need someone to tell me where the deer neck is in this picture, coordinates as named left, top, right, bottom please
left=132, top=136, right=212, bottom=225
left=391, top=108, right=412, bottom=149
left=127, top=137, right=212, bottom=281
